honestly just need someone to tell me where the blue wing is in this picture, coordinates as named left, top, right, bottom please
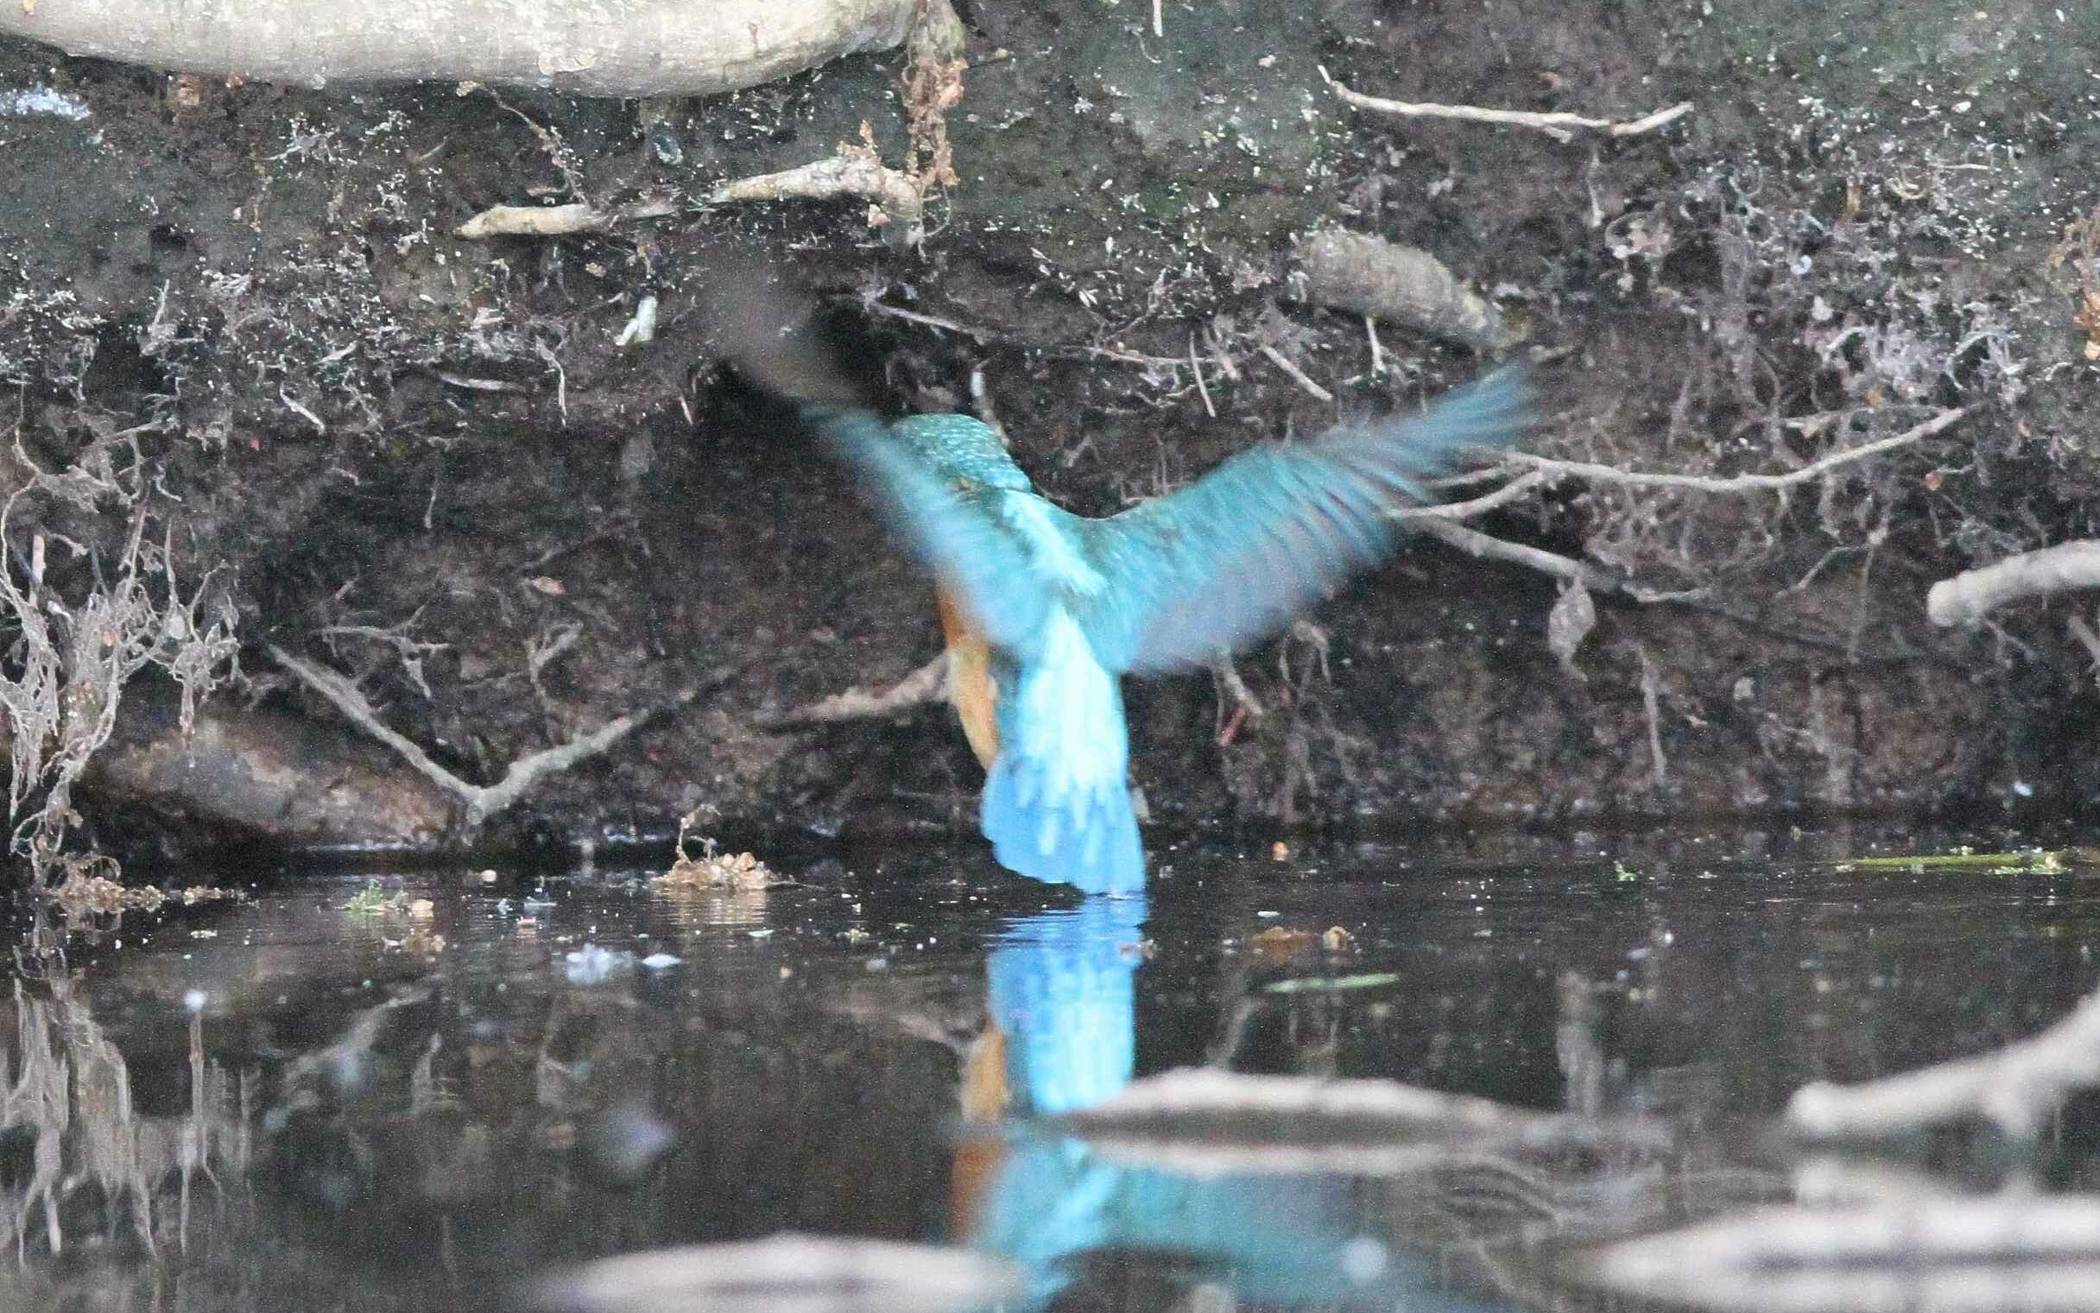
left=813, top=406, right=1051, bottom=653
left=1075, top=367, right=1529, bottom=673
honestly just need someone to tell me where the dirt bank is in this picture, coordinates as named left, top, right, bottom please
left=1, top=0, right=2096, bottom=871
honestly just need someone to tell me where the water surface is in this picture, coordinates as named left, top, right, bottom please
left=5, top=826, right=2098, bottom=1311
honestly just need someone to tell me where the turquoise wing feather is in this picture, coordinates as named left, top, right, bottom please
left=812, top=406, right=1052, bottom=653
left=1075, top=366, right=1529, bottom=674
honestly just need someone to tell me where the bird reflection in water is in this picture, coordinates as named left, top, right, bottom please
left=953, top=897, right=1501, bottom=1313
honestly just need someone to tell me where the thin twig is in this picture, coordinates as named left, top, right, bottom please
left=1257, top=344, right=1334, bottom=403
left=268, top=644, right=690, bottom=827
left=762, top=653, right=948, bottom=727
left=1323, top=68, right=1693, bottom=143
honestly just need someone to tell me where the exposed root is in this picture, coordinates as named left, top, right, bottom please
left=1926, top=541, right=2100, bottom=627
left=763, top=653, right=948, bottom=727
left=267, top=643, right=694, bottom=828
left=1295, top=230, right=1505, bottom=352
left=0, top=0, right=949, bottom=98
left=1255, top=344, right=1334, bottom=403
left=1324, top=69, right=1693, bottom=144
left=455, top=197, right=676, bottom=240
left=707, top=131, right=931, bottom=248
left=1505, top=406, right=1969, bottom=495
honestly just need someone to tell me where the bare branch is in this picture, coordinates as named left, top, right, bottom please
left=1926, top=540, right=2100, bottom=627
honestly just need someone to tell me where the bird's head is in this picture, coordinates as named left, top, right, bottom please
left=888, top=414, right=1033, bottom=493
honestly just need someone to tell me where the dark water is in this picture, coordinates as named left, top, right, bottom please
left=4, top=826, right=2099, bottom=1312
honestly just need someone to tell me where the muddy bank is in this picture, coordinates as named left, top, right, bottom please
left=1, top=0, right=2097, bottom=869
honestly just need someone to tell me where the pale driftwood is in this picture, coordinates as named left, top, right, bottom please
left=1787, top=983, right=2100, bottom=1138
left=1926, top=540, right=2100, bottom=627
left=0, top=0, right=960, bottom=97
left=1295, top=229, right=1503, bottom=352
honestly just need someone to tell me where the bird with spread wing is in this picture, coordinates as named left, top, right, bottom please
left=813, top=367, right=1528, bottom=896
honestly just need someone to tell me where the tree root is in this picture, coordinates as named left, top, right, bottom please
left=761, top=653, right=948, bottom=728
left=1323, top=68, right=1693, bottom=144
left=1926, top=540, right=2100, bottom=627
left=267, top=644, right=694, bottom=828
left=1295, top=229, right=1505, bottom=353
left=0, top=0, right=959, bottom=98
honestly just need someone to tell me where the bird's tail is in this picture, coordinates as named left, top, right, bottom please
left=980, top=616, right=1145, bottom=896
left=983, top=756, right=1144, bottom=897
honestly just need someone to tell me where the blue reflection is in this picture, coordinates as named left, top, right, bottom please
left=969, top=896, right=1501, bottom=1313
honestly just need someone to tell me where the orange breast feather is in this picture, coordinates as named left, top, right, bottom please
left=935, top=587, right=1000, bottom=769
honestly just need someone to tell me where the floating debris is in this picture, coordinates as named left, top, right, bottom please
left=655, top=810, right=783, bottom=891
left=563, top=944, right=634, bottom=984
left=639, top=952, right=683, bottom=970
left=1265, top=972, right=1400, bottom=994
left=532, top=1233, right=1021, bottom=1313
left=1583, top=1197, right=2100, bottom=1313
left=1835, top=847, right=2094, bottom=875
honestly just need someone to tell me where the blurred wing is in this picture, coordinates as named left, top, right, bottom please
left=815, top=407, right=1050, bottom=650
left=1077, top=367, right=1529, bottom=673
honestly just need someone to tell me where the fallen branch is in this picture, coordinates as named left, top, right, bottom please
left=455, top=197, right=676, bottom=240
left=267, top=643, right=689, bottom=827
left=761, top=653, right=948, bottom=727
left=1324, top=69, right=1692, bottom=144
left=0, top=0, right=962, bottom=98
left=1295, top=229, right=1504, bottom=352
left=1786, top=982, right=2100, bottom=1138
left=1926, top=541, right=2100, bottom=627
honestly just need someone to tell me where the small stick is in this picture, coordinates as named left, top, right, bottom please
left=1257, top=344, right=1334, bottom=404
left=1323, top=68, right=1693, bottom=144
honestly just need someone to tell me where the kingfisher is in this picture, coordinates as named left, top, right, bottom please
left=814, top=367, right=1527, bottom=897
